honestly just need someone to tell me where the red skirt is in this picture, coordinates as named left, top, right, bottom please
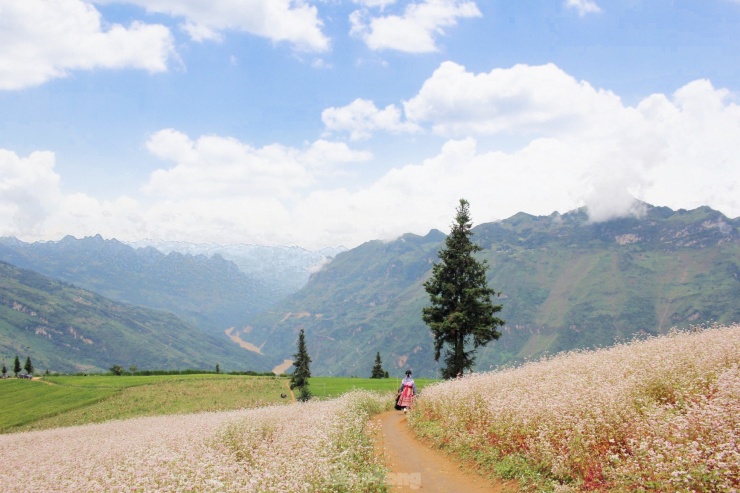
left=397, top=384, right=414, bottom=408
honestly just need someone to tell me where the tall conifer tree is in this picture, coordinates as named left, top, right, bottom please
left=13, top=355, right=21, bottom=377
left=370, top=352, right=385, bottom=378
left=422, top=199, right=505, bottom=379
left=290, top=329, right=312, bottom=401
left=24, top=356, right=33, bottom=375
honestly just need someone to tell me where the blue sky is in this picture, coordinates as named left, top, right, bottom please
left=1, top=0, right=739, bottom=249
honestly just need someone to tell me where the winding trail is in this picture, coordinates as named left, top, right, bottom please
left=374, top=410, right=512, bottom=492
left=284, top=379, right=296, bottom=402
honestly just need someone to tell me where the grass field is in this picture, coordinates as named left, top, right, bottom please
left=0, top=374, right=291, bottom=433
left=0, top=373, right=435, bottom=433
left=310, top=376, right=437, bottom=398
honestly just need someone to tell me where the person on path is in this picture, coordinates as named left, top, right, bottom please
left=396, top=370, right=417, bottom=412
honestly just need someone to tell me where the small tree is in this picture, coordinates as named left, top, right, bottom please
left=13, top=355, right=21, bottom=377
left=422, top=199, right=505, bottom=379
left=110, top=365, right=124, bottom=376
left=215, top=363, right=221, bottom=374
left=2, top=362, right=7, bottom=376
left=290, top=329, right=312, bottom=401
left=24, top=356, right=33, bottom=375
left=370, top=352, right=385, bottom=379
left=297, top=385, right=312, bottom=402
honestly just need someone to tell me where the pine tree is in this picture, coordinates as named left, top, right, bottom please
left=370, top=352, right=385, bottom=378
left=290, top=329, right=312, bottom=401
left=13, top=355, right=21, bottom=377
left=24, top=356, right=33, bottom=375
left=422, top=199, right=505, bottom=379
left=2, top=362, right=7, bottom=376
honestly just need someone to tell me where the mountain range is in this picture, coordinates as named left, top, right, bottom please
left=241, top=204, right=739, bottom=377
left=0, top=203, right=737, bottom=377
left=124, top=239, right=345, bottom=297
left=0, top=235, right=283, bottom=336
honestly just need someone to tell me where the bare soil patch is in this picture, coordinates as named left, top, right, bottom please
left=224, top=327, right=263, bottom=354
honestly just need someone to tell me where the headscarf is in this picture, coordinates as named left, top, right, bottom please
left=402, top=370, right=414, bottom=386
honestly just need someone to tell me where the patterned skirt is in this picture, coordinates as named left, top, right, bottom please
left=397, top=385, right=414, bottom=408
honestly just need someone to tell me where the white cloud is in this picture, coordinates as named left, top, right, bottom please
left=3, top=64, right=739, bottom=249
left=142, top=129, right=370, bottom=199
left=353, top=0, right=398, bottom=9
left=350, top=0, right=481, bottom=53
left=564, top=0, right=602, bottom=16
left=0, top=149, right=61, bottom=235
left=96, top=0, right=330, bottom=52
left=0, top=147, right=148, bottom=241
left=0, top=0, right=174, bottom=90
left=403, top=61, right=624, bottom=137
left=310, top=63, right=739, bottom=241
left=321, top=98, right=422, bottom=140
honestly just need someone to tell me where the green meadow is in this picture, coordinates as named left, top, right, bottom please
left=0, top=374, right=436, bottom=433
left=310, top=376, right=437, bottom=398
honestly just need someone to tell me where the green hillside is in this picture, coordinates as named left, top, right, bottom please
left=0, top=235, right=278, bottom=335
left=244, top=204, right=740, bottom=377
left=0, top=261, right=270, bottom=373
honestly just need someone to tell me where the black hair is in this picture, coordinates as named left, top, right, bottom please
left=405, top=370, right=412, bottom=376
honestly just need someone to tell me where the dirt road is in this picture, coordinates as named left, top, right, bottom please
left=374, top=410, right=512, bottom=492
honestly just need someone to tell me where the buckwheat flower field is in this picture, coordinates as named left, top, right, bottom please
left=0, top=390, right=388, bottom=493
left=410, top=324, right=740, bottom=492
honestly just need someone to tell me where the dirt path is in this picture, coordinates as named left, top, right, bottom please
left=374, top=410, right=512, bottom=492
left=283, top=380, right=295, bottom=402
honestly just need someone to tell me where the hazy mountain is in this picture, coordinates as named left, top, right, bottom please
left=0, top=235, right=279, bottom=335
left=125, top=239, right=346, bottom=296
left=0, top=260, right=270, bottom=373
left=242, top=204, right=740, bottom=378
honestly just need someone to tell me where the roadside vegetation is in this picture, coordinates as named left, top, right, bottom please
left=410, top=323, right=740, bottom=492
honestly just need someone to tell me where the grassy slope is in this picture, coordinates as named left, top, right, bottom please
left=0, top=374, right=432, bottom=433
left=310, top=376, right=437, bottom=398
left=0, top=260, right=269, bottom=373
left=0, top=374, right=289, bottom=433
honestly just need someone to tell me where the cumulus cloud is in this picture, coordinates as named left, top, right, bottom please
left=4, top=63, right=739, bottom=249
left=321, top=98, right=422, bottom=140
left=564, top=0, right=602, bottom=16
left=0, top=149, right=61, bottom=235
left=312, top=62, right=739, bottom=238
left=0, top=0, right=174, bottom=90
left=353, top=0, right=398, bottom=9
left=403, top=61, right=624, bottom=137
left=96, top=0, right=330, bottom=52
left=0, top=147, right=148, bottom=241
left=142, top=129, right=371, bottom=199
left=350, top=0, right=481, bottom=53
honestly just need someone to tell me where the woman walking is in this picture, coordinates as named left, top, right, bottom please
left=396, top=370, right=417, bottom=412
